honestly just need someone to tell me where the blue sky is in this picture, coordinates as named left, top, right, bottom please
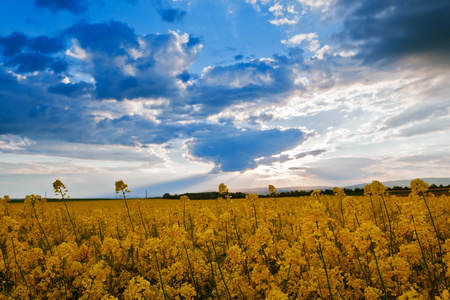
left=1, top=0, right=449, bottom=198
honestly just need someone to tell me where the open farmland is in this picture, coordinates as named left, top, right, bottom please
left=1, top=179, right=450, bottom=299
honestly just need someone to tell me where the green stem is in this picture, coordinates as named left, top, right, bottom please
left=62, top=257, right=68, bottom=300
left=380, top=194, right=394, bottom=256
left=232, top=215, right=251, bottom=286
left=86, top=276, right=96, bottom=300
left=318, top=241, right=334, bottom=300
left=421, top=193, right=447, bottom=289
left=138, top=204, right=148, bottom=238
left=316, top=222, right=334, bottom=300
left=153, top=216, right=159, bottom=238
left=97, top=220, right=104, bottom=242
left=11, top=237, right=30, bottom=299
left=368, top=236, right=387, bottom=300
left=412, top=215, right=436, bottom=297
left=225, top=221, right=229, bottom=249
left=212, top=241, right=232, bottom=299
left=183, top=243, right=200, bottom=297
left=283, top=260, right=292, bottom=293
left=207, top=245, right=221, bottom=300
left=252, top=203, right=258, bottom=230
left=378, top=198, right=387, bottom=232
left=154, top=251, right=168, bottom=300
left=183, top=201, right=187, bottom=231
left=62, top=198, right=79, bottom=244
left=353, top=247, right=371, bottom=286
left=31, top=202, right=53, bottom=255
left=122, top=191, right=135, bottom=232
left=339, top=195, right=345, bottom=227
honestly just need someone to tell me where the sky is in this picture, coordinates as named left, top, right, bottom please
left=0, top=0, right=449, bottom=198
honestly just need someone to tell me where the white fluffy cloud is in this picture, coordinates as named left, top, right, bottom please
left=1, top=0, right=449, bottom=198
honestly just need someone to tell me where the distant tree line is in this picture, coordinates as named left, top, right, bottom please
left=161, top=191, right=247, bottom=200
left=391, top=184, right=449, bottom=190
left=158, top=184, right=450, bottom=199
left=257, top=188, right=367, bottom=197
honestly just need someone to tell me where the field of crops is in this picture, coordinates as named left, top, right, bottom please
left=1, top=179, right=449, bottom=299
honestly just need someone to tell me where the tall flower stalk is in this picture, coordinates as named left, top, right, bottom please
left=115, top=180, right=134, bottom=232
left=27, top=195, right=53, bottom=254
left=410, top=178, right=448, bottom=290
left=219, top=183, right=231, bottom=202
left=53, top=180, right=79, bottom=244
left=269, top=184, right=278, bottom=203
left=364, top=184, right=378, bottom=227
left=1, top=195, right=11, bottom=217
left=316, top=221, right=334, bottom=300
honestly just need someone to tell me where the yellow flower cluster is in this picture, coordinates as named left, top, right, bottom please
left=115, top=180, right=131, bottom=196
left=218, top=183, right=229, bottom=195
left=0, top=179, right=449, bottom=299
left=410, top=178, right=430, bottom=195
left=268, top=185, right=278, bottom=196
left=53, top=179, right=69, bottom=199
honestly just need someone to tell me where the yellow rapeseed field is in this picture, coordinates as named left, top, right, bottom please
left=1, top=179, right=449, bottom=299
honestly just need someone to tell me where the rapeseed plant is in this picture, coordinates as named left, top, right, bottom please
left=115, top=180, right=134, bottom=232
left=1, top=195, right=10, bottom=217
left=27, top=194, right=53, bottom=255
left=1, top=179, right=449, bottom=299
left=53, top=179, right=79, bottom=244
left=268, top=185, right=278, bottom=197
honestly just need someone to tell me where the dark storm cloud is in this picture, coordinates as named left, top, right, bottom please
left=29, top=36, right=66, bottom=54
left=0, top=32, right=27, bottom=58
left=152, top=0, right=187, bottom=23
left=0, top=67, right=165, bottom=146
left=0, top=67, right=306, bottom=170
left=66, top=21, right=138, bottom=54
left=0, top=68, right=87, bottom=138
left=0, top=33, right=65, bottom=57
left=65, top=21, right=200, bottom=100
left=0, top=32, right=67, bottom=74
left=0, top=20, right=202, bottom=99
left=186, top=127, right=306, bottom=172
left=160, top=8, right=186, bottom=23
left=189, top=49, right=306, bottom=115
left=0, top=20, right=200, bottom=145
left=48, top=82, right=95, bottom=97
left=5, top=53, right=67, bottom=74
left=176, top=71, right=192, bottom=83
left=336, top=0, right=450, bottom=64
left=34, top=0, right=90, bottom=15
left=0, top=18, right=309, bottom=173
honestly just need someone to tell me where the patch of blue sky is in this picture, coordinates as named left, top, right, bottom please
left=1, top=0, right=449, bottom=197
left=0, top=0, right=78, bottom=36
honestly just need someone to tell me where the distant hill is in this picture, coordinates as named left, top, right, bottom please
left=345, top=177, right=450, bottom=190
left=231, top=177, right=450, bottom=195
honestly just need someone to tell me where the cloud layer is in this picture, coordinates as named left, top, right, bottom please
left=0, top=18, right=310, bottom=174
left=336, top=0, right=450, bottom=64
left=1, top=0, right=449, bottom=197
